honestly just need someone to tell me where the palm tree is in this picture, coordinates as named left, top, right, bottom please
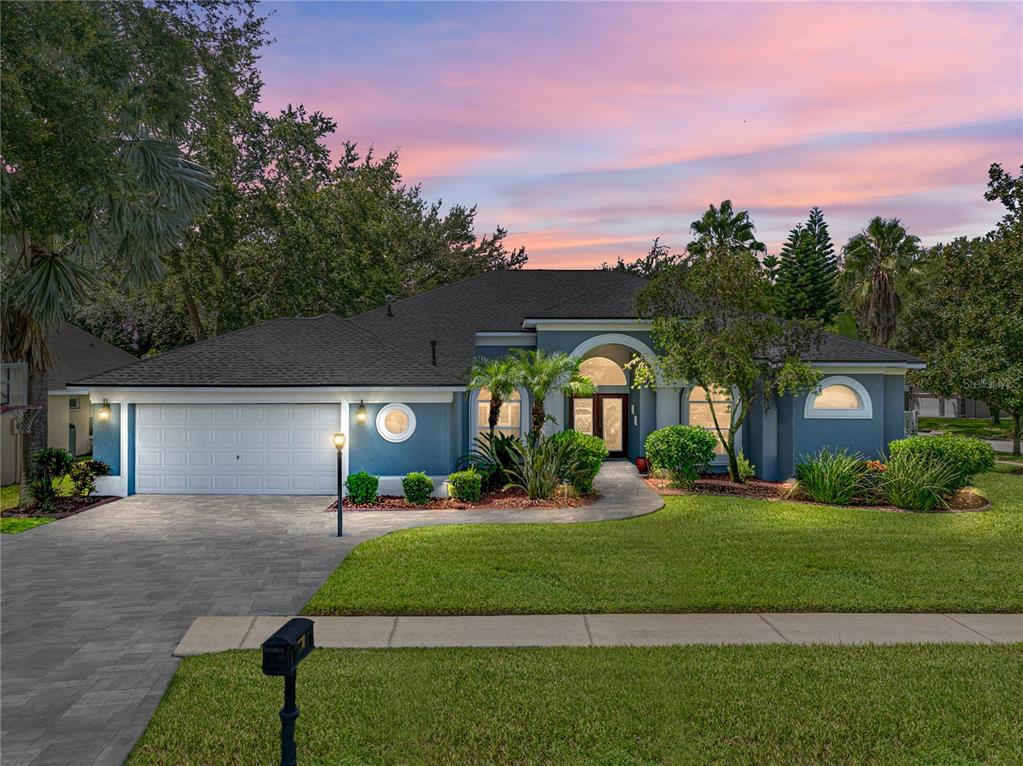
left=840, top=217, right=921, bottom=347
left=687, top=200, right=766, bottom=256
left=2, top=138, right=211, bottom=504
left=510, top=349, right=596, bottom=442
left=467, top=356, right=520, bottom=436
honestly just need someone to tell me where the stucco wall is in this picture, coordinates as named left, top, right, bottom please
left=91, top=402, right=122, bottom=476
left=347, top=401, right=455, bottom=477
left=47, top=395, right=92, bottom=456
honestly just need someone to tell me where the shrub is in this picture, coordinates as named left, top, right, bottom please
left=505, top=435, right=575, bottom=500
left=458, top=432, right=520, bottom=490
left=402, top=472, right=434, bottom=505
left=888, top=434, right=995, bottom=492
left=29, top=448, right=74, bottom=511
left=795, top=448, right=865, bottom=505
left=735, top=452, right=757, bottom=483
left=345, top=471, right=379, bottom=505
left=881, top=450, right=962, bottom=512
left=67, top=459, right=110, bottom=497
left=549, top=429, right=608, bottom=493
left=447, top=468, right=483, bottom=503
left=644, top=425, right=718, bottom=488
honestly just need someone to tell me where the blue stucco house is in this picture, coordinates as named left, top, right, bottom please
left=74, top=270, right=923, bottom=497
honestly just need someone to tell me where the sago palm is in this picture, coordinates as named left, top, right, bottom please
left=687, top=200, right=766, bottom=256
left=467, top=356, right=520, bottom=435
left=840, top=217, right=921, bottom=347
left=510, top=349, right=596, bottom=441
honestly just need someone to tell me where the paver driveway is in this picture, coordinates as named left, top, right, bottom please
left=1, top=494, right=346, bottom=766
left=1, top=463, right=660, bottom=766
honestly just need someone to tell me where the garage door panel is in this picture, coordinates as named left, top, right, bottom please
left=136, top=404, right=341, bottom=494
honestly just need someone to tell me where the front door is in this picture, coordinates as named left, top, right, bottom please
left=570, top=395, right=627, bottom=458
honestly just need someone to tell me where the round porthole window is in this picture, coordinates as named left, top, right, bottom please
left=376, top=403, right=416, bottom=443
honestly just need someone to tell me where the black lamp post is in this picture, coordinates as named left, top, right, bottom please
left=332, top=432, right=346, bottom=537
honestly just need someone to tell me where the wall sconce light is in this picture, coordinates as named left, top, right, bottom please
left=98, top=399, right=112, bottom=422
left=355, top=401, right=368, bottom=424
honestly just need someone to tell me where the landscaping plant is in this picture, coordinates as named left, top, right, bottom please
left=459, top=432, right=520, bottom=490
left=505, top=435, right=575, bottom=500
left=795, top=447, right=865, bottom=505
left=67, top=459, right=110, bottom=497
left=402, top=472, right=434, bottom=505
left=735, top=451, right=757, bottom=482
left=888, top=435, right=995, bottom=493
left=29, top=448, right=74, bottom=511
left=447, top=469, right=483, bottom=503
left=644, top=425, right=718, bottom=488
left=549, top=429, right=608, bottom=493
left=345, top=471, right=380, bottom=505
left=881, top=451, right=962, bottom=512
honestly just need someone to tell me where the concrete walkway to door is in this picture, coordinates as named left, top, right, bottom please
left=0, top=461, right=659, bottom=766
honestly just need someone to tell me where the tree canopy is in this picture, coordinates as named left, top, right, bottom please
left=772, top=207, right=841, bottom=324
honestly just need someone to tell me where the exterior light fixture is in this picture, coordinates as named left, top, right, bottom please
left=355, top=401, right=367, bottom=424
left=332, top=432, right=346, bottom=536
left=97, top=399, right=112, bottom=422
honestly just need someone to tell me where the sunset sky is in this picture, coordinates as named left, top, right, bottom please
left=260, top=1, right=1023, bottom=267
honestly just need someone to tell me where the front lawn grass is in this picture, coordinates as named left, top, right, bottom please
left=0, top=516, right=55, bottom=534
left=305, top=469, right=1023, bottom=615
left=918, top=416, right=1012, bottom=440
left=1, top=483, right=20, bottom=511
left=127, top=645, right=1023, bottom=766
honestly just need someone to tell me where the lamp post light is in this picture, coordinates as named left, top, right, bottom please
left=332, top=432, right=346, bottom=537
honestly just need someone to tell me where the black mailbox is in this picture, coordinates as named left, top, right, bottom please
left=262, top=618, right=315, bottom=676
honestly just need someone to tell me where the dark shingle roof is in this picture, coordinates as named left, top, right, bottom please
left=75, top=315, right=458, bottom=387
left=47, top=324, right=137, bottom=389
left=76, top=269, right=922, bottom=388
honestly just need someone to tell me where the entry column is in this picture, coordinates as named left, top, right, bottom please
left=654, top=386, right=682, bottom=429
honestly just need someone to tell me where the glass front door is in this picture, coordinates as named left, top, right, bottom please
left=571, top=394, right=627, bottom=457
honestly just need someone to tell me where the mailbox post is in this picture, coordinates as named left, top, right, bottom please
left=262, top=618, right=315, bottom=766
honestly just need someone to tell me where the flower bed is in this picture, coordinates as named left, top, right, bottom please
left=1, top=495, right=120, bottom=519
left=644, top=475, right=990, bottom=512
left=329, top=487, right=597, bottom=512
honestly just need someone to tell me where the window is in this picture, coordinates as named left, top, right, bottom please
left=69, top=397, right=80, bottom=410
left=376, top=403, right=416, bottom=443
left=579, top=356, right=627, bottom=387
left=476, top=387, right=522, bottom=438
left=687, top=385, right=731, bottom=456
left=804, top=376, right=872, bottom=419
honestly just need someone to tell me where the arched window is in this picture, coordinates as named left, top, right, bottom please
left=687, top=386, right=731, bottom=456
left=804, top=376, right=872, bottom=419
left=579, top=356, right=627, bottom=386
left=475, top=387, right=523, bottom=438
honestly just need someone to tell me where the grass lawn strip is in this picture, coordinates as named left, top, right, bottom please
left=127, top=644, right=1023, bottom=766
left=305, top=469, right=1022, bottom=615
left=0, top=516, right=55, bottom=534
left=918, top=416, right=1013, bottom=440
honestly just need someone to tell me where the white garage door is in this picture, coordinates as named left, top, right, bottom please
left=136, top=404, right=341, bottom=494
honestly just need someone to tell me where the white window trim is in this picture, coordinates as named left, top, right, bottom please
left=470, top=386, right=528, bottom=439
left=376, top=403, right=416, bottom=443
left=682, top=385, right=740, bottom=465
left=804, top=375, right=873, bottom=419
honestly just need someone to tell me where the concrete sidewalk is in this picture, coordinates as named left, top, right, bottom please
left=176, top=613, right=1022, bottom=655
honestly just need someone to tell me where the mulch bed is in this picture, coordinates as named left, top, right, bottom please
left=643, top=475, right=991, bottom=513
left=1, top=495, right=120, bottom=519
left=327, top=488, right=597, bottom=512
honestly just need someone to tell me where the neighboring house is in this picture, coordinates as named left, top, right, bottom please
left=73, top=270, right=923, bottom=497
left=1, top=324, right=137, bottom=485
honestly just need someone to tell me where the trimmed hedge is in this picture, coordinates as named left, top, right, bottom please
left=888, top=434, right=995, bottom=492
left=447, top=469, right=483, bottom=503
left=345, top=471, right=379, bottom=505
left=67, top=459, right=110, bottom=497
left=645, top=425, right=718, bottom=487
left=549, top=429, right=608, bottom=493
left=402, top=472, right=434, bottom=505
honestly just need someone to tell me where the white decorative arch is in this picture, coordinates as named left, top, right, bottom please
left=804, top=375, right=873, bottom=419
left=569, top=333, right=664, bottom=385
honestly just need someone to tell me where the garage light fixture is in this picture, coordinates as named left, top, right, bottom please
left=355, top=400, right=367, bottom=424
left=97, top=399, right=112, bottom=422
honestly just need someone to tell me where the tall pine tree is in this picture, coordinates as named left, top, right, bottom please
left=773, top=207, right=840, bottom=323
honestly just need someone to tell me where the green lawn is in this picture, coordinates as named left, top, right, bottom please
left=0, top=516, right=55, bottom=534
left=305, top=469, right=1023, bottom=615
left=127, top=645, right=1023, bottom=766
left=918, top=416, right=1012, bottom=440
left=1, top=483, right=20, bottom=511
